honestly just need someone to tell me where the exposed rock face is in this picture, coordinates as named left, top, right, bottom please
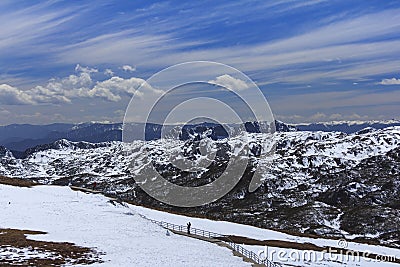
left=22, top=139, right=113, bottom=158
left=0, top=146, right=13, bottom=158
left=1, top=127, right=399, bottom=248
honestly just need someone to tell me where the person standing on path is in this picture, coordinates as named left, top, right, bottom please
left=187, top=222, right=191, bottom=234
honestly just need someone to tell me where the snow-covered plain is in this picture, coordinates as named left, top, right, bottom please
left=134, top=201, right=400, bottom=267
left=0, top=184, right=250, bottom=266
left=1, top=184, right=399, bottom=266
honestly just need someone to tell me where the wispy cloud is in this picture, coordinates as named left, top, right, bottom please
left=54, top=7, right=400, bottom=85
left=2, top=1, right=399, bottom=86
left=378, top=77, right=400, bottom=85
left=0, top=2, right=79, bottom=53
left=1, top=1, right=399, bottom=124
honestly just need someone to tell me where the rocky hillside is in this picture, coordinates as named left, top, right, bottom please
left=0, top=127, right=399, bottom=248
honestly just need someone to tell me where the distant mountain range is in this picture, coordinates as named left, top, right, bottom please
left=0, top=120, right=399, bottom=156
left=0, top=123, right=121, bottom=155
left=295, top=120, right=400, bottom=133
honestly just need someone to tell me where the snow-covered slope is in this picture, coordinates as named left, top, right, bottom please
left=135, top=201, right=400, bottom=267
left=0, top=127, right=399, bottom=248
left=2, top=184, right=398, bottom=266
left=0, top=184, right=250, bottom=266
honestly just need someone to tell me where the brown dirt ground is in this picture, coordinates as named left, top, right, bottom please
left=0, top=228, right=103, bottom=266
left=0, top=176, right=40, bottom=187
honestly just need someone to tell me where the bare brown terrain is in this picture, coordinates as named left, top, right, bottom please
left=0, top=176, right=40, bottom=188
left=0, top=228, right=103, bottom=266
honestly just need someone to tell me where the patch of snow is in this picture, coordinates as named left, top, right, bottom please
left=133, top=201, right=400, bottom=265
left=0, top=185, right=250, bottom=266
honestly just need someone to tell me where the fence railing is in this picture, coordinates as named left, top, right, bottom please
left=140, top=214, right=279, bottom=267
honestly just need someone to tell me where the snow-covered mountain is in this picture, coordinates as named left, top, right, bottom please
left=0, top=122, right=122, bottom=153
left=1, top=126, right=399, bottom=249
left=295, top=119, right=400, bottom=133
left=2, top=120, right=399, bottom=153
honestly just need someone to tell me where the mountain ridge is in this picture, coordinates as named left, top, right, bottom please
left=1, top=120, right=399, bottom=153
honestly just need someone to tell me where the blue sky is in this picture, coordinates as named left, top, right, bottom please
left=0, top=0, right=399, bottom=125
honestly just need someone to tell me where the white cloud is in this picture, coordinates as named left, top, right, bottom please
left=310, top=112, right=327, bottom=120
left=75, top=64, right=98, bottom=74
left=208, top=74, right=249, bottom=91
left=276, top=112, right=373, bottom=123
left=378, top=77, right=400, bottom=85
left=0, top=84, right=34, bottom=105
left=104, top=69, right=114, bottom=76
left=0, top=68, right=161, bottom=105
left=0, top=108, right=10, bottom=116
left=89, top=76, right=147, bottom=101
left=121, top=65, right=136, bottom=72
left=272, top=90, right=400, bottom=113
left=275, top=114, right=304, bottom=122
left=30, top=85, right=71, bottom=104
left=328, top=113, right=343, bottom=120
left=324, top=113, right=370, bottom=122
